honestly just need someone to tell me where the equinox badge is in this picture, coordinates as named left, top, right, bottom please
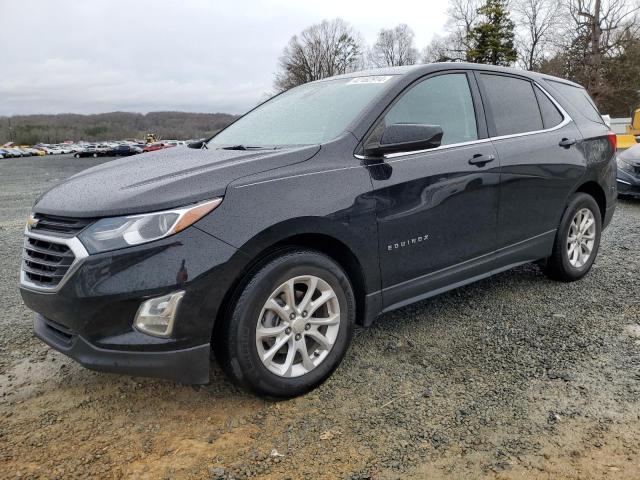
left=387, top=234, right=429, bottom=251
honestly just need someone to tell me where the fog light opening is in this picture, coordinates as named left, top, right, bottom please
left=134, top=291, right=185, bottom=338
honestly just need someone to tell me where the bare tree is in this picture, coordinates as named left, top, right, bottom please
left=421, top=0, right=482, bottom=62
left=369, top=24, right=419, bottom=67
left=274, top=19, right=364, bottom=91
left=421, top=34, right=456, bottom=62
left=565, top=0, right=640, bottom=99
left=512, top=0, right=562, bottom=70
left=447, top=0, right=483, bottom=55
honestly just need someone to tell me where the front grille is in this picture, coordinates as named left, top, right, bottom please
left=22, top=236, right=76, bottom=288
left=31, top=214, right=93, bottom=237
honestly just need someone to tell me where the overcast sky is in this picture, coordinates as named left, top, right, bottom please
left=0, top=0, right=448, bottom=116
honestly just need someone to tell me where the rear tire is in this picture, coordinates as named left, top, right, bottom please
left=215, top=249, right=355, bottom=398
left=541, top=193, right=602, bottom=282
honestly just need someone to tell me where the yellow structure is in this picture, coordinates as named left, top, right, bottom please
left=617, top=134, right=638, bottom=150
left=625, top=108, right=640, bottom=136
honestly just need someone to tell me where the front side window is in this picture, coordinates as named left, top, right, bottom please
left=210, top=76, right=397, bottom=147
left=479, top=74, right=543, bottom=136
left=376, top=73, right=478, bottom=146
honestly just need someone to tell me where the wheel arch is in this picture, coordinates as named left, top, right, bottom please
left=574, top=181, right=606, bottom=222
left=211, top=220, right=376, bottom=347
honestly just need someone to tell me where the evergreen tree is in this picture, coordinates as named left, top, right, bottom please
left=466, top=0, right=517, bottom=66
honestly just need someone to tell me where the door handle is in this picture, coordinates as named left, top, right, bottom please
left=559, top=138, right=577, bottom=148
left=468, top=153, right=495, bottom=167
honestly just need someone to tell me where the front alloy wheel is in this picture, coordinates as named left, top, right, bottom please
left=215, top=249, right=355, bottom=397
left=256, top=275, right=340, bottom=378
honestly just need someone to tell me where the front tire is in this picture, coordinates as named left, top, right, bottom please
left=541, top=193, right=602, bottom=282
left=215, top=249, right=355, bottom=398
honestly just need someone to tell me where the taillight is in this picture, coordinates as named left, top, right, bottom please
left=607, top=131, right=617, bottom=151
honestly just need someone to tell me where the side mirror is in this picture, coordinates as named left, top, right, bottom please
left=188, top=140, right=206, bottom=149
left=364, top=123, right=443, bottom=157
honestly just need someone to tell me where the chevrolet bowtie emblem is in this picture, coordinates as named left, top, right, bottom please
left=26, top=214, right=39, bottom=230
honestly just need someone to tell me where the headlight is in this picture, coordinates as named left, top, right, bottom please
left=78, top=198, right=222, bottom=253
left=616, top=157, right=635, bottom=174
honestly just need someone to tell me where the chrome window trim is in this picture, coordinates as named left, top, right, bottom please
left=19, top=229, right=89, bottom=293
left=354, top=79, right=573, bottom=162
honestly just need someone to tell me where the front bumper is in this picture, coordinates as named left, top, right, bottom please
left=34, top=314, right=210, bottom=383
left=20, top=226, right=247, bottom=384
left=617, top=168, right=640, bottom=198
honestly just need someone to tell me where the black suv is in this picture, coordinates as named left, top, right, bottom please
left=20, top=64, right=617, bottom=397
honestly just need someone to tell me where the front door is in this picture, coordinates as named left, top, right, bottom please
left=366, top=72, right=501, bottom=309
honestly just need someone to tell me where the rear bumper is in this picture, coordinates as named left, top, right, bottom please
left=34, top=313, right=211, bottom=383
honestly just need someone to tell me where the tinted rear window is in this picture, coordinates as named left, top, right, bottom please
left=546, top=81, right=604, bottom=125
left=479, top=74, right=543, bottom=136
left=534, top=85, right=563, bottom=129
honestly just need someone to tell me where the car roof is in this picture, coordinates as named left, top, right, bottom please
left=321, top=62, right=583, bottom=89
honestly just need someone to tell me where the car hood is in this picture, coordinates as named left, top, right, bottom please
left=34, top=145, right=320, bottom=218
left=618, top=144, right=640, bottom=164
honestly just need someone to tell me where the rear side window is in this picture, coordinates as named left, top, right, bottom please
left=382, top=73, right=478, bottom=146
left=534, top=86, right=563, bottom=129
left=479, top=74, right=543, bottom=136
left=546, top=80, right=604, bottom=125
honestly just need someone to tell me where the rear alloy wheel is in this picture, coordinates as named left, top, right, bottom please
left=215, top=249, right=355, bottom=397
left=566, top=208, right=597, bottom=268
left=541, top=193, right=602, bottom=281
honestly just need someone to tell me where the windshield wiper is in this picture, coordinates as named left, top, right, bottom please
left=221, top=145, right=266, bottom=151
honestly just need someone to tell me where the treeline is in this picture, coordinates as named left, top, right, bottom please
left=274, top=0, right=640, bottom=117
left=0, top=111, right=238, bottom=144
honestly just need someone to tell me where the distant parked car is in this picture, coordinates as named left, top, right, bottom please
left=142, top=142, right=175, bottom=153
left=16, top=147, right=33, bottom=156
left=33, top=146, right=53, bottom=155
left=74, top=145, right=109, bottom=158
left=26, top=148, right=46, bottom=156
left=617, top=143, right=640, bottom=198
left=7, top=147, right=28, bottom=157
left=1, top=147, right=23, bottom=158
left=110, top=145, right=143, bottom=157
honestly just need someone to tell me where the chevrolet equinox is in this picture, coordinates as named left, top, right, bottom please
left=20, top=64, right=617, bottom=397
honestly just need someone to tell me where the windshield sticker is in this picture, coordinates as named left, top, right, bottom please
left=347, top=76, right=393, bottom=85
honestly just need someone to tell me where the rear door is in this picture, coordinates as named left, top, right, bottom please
left=366, top=71, right=501, bottom=309
left=475, top=72, right=585, bottom=264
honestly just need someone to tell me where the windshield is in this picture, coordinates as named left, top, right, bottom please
left=209, top=76, right=397, bottom=147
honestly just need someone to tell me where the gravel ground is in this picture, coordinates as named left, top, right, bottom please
left=1, top=154, right=639, bottom=480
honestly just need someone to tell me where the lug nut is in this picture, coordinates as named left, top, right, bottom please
left=295, top=334, right=301, bottom=341
left=301, top=311, right=307, bottom=317
left=289, top=313, right=295, bottom=320
left=305, top=324, right=310, bottom=330
left=285, top=327, right=292, bottom=334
